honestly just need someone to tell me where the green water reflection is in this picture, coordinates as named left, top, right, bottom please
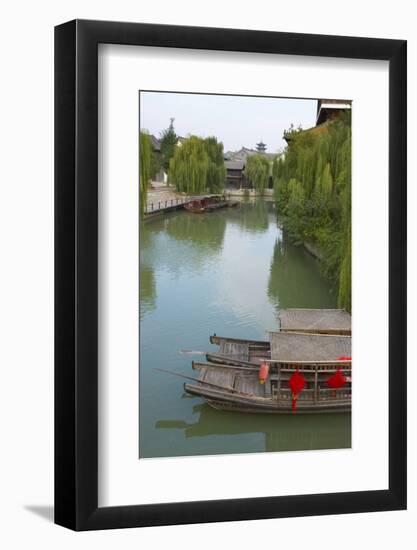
left=139, top=200, right=350, bottom=458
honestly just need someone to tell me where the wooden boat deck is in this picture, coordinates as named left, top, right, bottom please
left=195, top=364, right=267, bottom=397
left=279, top=308, right=351, bottom=335
left=207, top=336, right=270, bottom=366
left=218, top=341, right=250, bottom=362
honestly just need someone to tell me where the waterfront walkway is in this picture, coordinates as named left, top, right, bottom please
left=145, top=181, right=223, bottom=218
left=145, top=181, right=190, bottom=214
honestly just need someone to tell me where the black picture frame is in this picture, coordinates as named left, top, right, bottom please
left=55, top=19, right=407, bottom=531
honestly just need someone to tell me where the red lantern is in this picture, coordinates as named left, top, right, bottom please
left=337, top=356, right=351, bottom=361
left=326, top=369, right=347, bottom=389
left=258, top=362, right=269, bottom=384
left=288, top=370, right=306, bottom=412
left=326, top=369, right=347, bottom=397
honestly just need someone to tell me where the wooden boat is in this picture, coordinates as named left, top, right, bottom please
left=184, top=196, right=238, bottom=213
left=184, top=196, right=225, bottom=213
left=208, top=331, right=351, bottom=368
left=184, top=359, right=351, bottom=414
left=184, top=198, right=209, bottom=213
left=180, top=330, right=352, bottom=414
left=157, top=330, right=351, bottom=414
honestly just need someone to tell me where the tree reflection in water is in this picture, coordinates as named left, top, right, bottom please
left=226, top=197, right=270, bottom=233
left=267, top=234, right=336, bottom=311
left=139, top=265, right=156, bottom=320
left=140, top=210, right=227, bottom=280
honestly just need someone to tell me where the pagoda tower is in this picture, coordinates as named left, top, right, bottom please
left=256, top=140, right=267, bottom=152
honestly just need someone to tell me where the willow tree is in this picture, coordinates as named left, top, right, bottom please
left=272, top=112, right=352, bottom=311
left=169, top=135, right=225, bottom=194
left=337, top=133, right=352, bottom=311
left=338, top=220, right=351, bottom=311
left=245, top=154, right=270, bottom=193
left=169, top=136, right=208, bottom=194
left=272, top=156, right=290, bottom=212
left=316, top=162, right=334, bottom=198
left=139, top=131, right=152, bottom=216
left=204, top=137, right=226, bottom=193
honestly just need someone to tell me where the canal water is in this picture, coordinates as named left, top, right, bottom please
left=139, top=199, right=351, bottom=458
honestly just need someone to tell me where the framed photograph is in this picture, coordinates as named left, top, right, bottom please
left=55, top=20, right=406, bottom=530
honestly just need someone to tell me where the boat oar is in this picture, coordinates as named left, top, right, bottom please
left=153, top=367, right=247, bottom=394
left=179, top=349, right=206, bottom=355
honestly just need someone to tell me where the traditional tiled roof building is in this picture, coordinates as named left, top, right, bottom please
left=283, top=98, right=351, bottom=145
left=316, top=99, right=351, bottom=125
left=224, top=159, right=246, bottom=188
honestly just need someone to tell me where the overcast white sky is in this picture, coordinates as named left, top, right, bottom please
left=140, top=91, right=318, bottom=153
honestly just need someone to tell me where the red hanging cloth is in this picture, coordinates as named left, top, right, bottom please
left=288, top=370, right=306, bottom=412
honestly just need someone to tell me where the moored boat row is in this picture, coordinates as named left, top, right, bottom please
left=185, top=309, right=352, bottom=414
left=184, top=195, right=239, bottom=213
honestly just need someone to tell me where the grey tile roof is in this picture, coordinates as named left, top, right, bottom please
left=150, top=135, right=161, bottom=151
left=279, top=309, right=351, bottom=333
left=268, top=332, right=351, bottom=362
left=225, top=160, right=245, bottom=170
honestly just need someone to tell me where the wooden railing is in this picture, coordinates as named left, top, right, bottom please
left=268, top=360, right=351, bottom=403
left=144, top=197, right=188, bottom=214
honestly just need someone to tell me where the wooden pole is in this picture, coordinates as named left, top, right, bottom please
left=277, top=364, right=281, bottom=401
left=154, top=367, right=246, bottom=394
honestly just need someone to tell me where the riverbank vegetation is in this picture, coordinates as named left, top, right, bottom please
left=169, top=136, right=225, bottom=194
left=272, top=112, right=351, bottom=311
left=159, top=118, right=178, bottom=172
left=139, top=131, right=153, bottom=215
left=245, top=154, right=270, bottom=193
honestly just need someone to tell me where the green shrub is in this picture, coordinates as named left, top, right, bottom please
left=139, top=131, right=152, bottom=216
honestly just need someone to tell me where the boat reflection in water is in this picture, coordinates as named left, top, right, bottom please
left=155, top=403, right=351, bottom=454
